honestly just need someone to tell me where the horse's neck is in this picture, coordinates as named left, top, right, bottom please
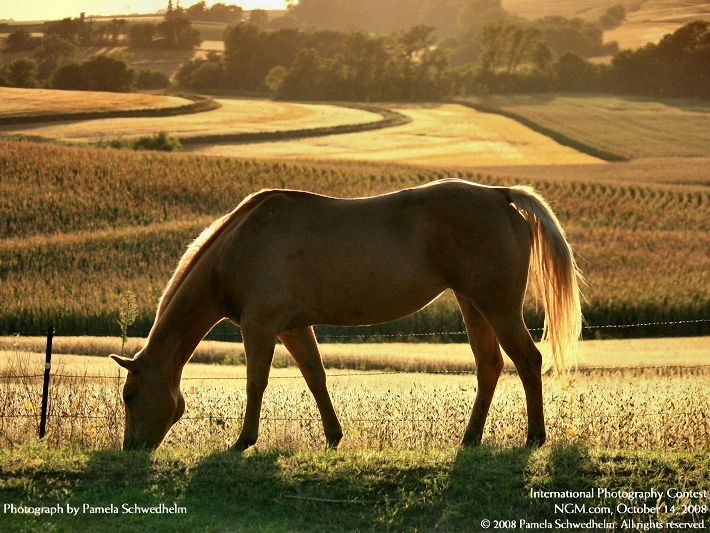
left=141, top=277, right=223, bottom=373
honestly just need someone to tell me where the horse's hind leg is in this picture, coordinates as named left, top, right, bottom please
left=231, top=322, right=277, bottom=452
left=486, top=314, right=546, bottom=447
left=455, top=293, right=504, bottom=446
left=280, top=326, right=343, bottom=449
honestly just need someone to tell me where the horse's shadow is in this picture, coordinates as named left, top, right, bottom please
left=63, top=443, right=594, bottom=530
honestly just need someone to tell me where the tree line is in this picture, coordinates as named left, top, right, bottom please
left=1, top=0, right=708, bottom=101
left=174, top=20, right=710, bottom=101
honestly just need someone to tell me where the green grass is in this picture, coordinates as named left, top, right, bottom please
left=0, top=444, right=707, bottom=531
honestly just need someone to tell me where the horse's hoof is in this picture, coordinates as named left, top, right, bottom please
left=230, top=438, right=256, bottom=452
left=325, top=429, right=343, bottom=450
left=460, top=431, right=483, bottom=447
left=525, top=433, right=546, bottom=448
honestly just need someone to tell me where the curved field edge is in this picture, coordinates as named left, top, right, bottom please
left=177, top=103, right=412, bottom=145
left=0, top=93, right=220, bottom=126
left=454, top=98, right=629, bottom=162
left=0, top=445, right=707, bottom=531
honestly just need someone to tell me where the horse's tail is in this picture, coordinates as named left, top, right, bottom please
left=504, top=185, right=583, bottom=375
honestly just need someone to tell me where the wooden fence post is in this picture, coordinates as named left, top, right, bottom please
left=39, top=325, right=54, bottom=439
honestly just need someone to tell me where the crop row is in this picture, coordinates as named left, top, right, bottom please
left=1, top=140, right=708, bottom=337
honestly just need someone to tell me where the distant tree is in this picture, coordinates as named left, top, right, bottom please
left=51, top=62, right=87, bottom=90
left=186, top=1, right=243, bottom=23
left=598, top=5, right=626, bottom=31
left=533, top=16, right=618, bottom=58
left=156, top=13, right=202, bottom=49
left=610, top=21, right=710, bottom=98
left=81, top=55, right=136, bottom=92
left=554, top=52, right=599, bottom=91
left=249, top=10, right=269, bottom=29
left=43, top=15, right=93, bottom=45
left=265, top=65, right=287, bottom=93
left=5, top=58, right=39, bottom=88
left=4, top=29, right=40, bottom=52
left=175, top=52, right=224, bottom=89
left=128, top=23, right=155, bottom=47
left=277, top=48, right=324, bottom=99
left=186, top=1, right=207, bottom=20
left=136, top=69, right=170, bottom=89
left=190, top=61, right=226, bottom=89
left=33, top=35, right=77, bottom=80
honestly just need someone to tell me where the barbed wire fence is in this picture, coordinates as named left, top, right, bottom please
left=0, top=318, right=708, bottom=445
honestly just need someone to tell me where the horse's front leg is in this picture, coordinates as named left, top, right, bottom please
left=280, top=326, right=342, bottom=449
left=231, top=322, right=276, bottom=452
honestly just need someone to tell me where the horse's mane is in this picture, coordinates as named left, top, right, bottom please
left=154, top=191, right=266, bottom=320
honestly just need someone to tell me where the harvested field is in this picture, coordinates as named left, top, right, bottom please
left=0, top=87, right=190, bottom=118
left=0, top=98, right=382, bottom=142
left=468, top=94, right=710, bottom=160
left=189, top=104, right=602, bottom=166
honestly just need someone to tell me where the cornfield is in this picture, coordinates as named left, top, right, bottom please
left=1, top=140, right=708, bottom=337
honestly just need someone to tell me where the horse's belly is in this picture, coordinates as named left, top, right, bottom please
left=306, top=273, right=446, bottom=327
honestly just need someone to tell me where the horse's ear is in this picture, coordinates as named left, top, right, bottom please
left=109, top=354, right=137, bottom=371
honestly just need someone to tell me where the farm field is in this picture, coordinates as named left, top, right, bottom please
left=0, top=97, right=382, bottom=143
left=467, top=94, right=710, bottom=160
left=605, top=0, right=710, bottom=50
left=2, top=341, right=708, bottom=452
left=478, top=157, right=710, bottom=186
left=0, top=87, right=191, bottom=118
left=503, top=0, right=710, bottom=50
left=1, top=140, right=708, bottom=338
left=188, top=103, right=602, bottom=166
left=2, top=336, right=709, bottom=373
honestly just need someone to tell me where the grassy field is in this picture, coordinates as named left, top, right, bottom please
left=189, top=103, right=601, bottom=166
left=0, top=88, right=190, bottom=118
left=468, top=94, right=710, bottom=160
left=0, top=97, right=382, bottom=143
left=1, top=140, right=708, bottom=337
left=1, top=445, right=706, bottom=531
left=2, top=336, right=709, bottom=372
left=0, top=342, right=707, bottom=530
left=1, top=343, right=708, bottom=451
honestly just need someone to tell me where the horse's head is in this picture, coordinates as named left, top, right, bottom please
left=109, top=353, right=185, bottom=450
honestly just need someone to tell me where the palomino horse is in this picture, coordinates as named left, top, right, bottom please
left=110, top=179, right=582, bottom=450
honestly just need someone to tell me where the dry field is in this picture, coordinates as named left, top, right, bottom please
left=502, top=0, right=631, bottom=20
left=0, top=97, right=381, bottom=142
left=476, top=157, right=710, bottom=186
left=1, top=342, right=708, bottom=451
left=2, top=337, right=709, bottom=373
left=605, top=0, right=710, bottom=50
left=503, top=1, right=710, bottom=50
left=0, top=87, right=190, bottom=118
left=469, top=94, right=710, bottom=160
left=188, top=103, right=601, bottom=166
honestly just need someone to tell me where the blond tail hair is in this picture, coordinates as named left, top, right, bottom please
left=506, top=186, right=583, bottom=375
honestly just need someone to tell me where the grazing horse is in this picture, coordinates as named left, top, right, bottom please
left=110, top=179, right=582, bottom=451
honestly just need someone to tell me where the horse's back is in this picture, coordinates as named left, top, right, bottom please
left=216, top=180, right=530, bottom=327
